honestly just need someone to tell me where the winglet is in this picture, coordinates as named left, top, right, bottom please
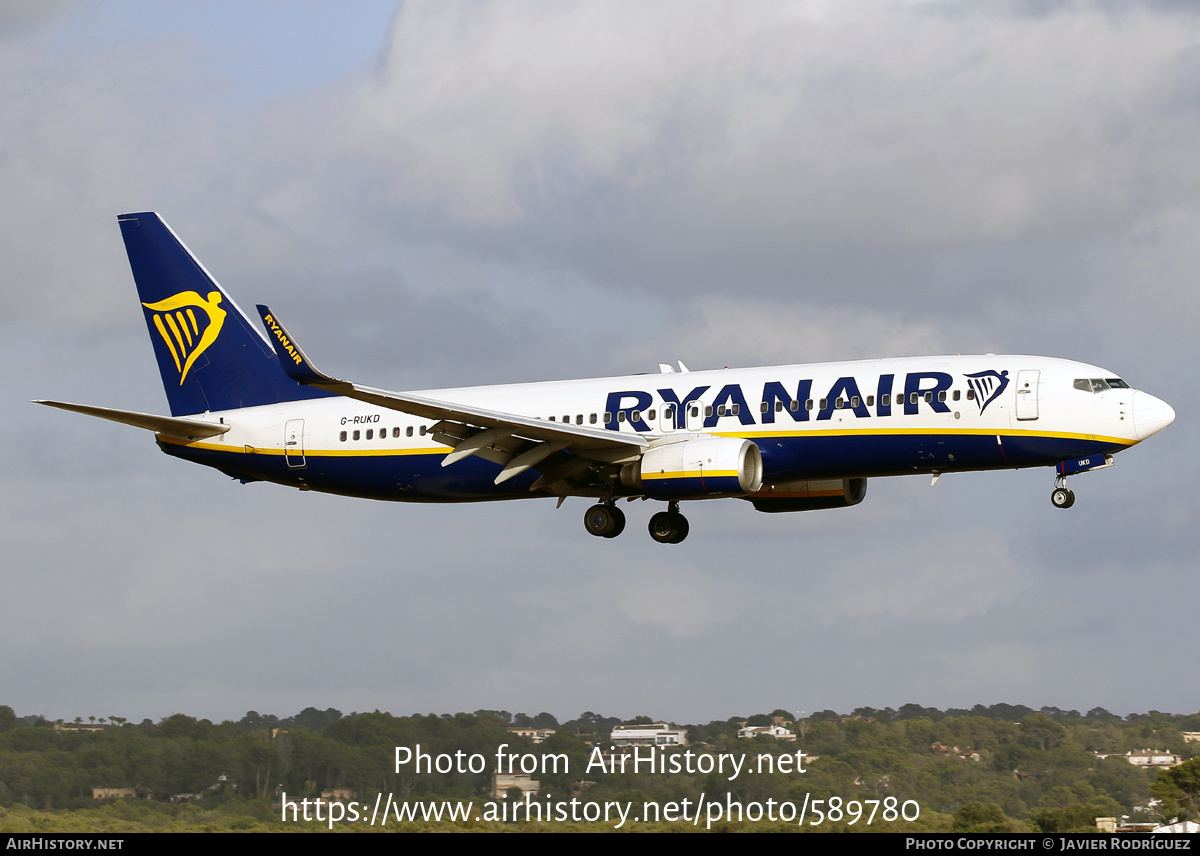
left=256, top=305, right=336, bottom=385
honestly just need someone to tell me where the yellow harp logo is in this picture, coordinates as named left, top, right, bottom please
left=142, top=291, right=227, bottom=384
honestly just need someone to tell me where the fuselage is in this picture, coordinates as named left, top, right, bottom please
left=157, top=353, right=1170, bottom=503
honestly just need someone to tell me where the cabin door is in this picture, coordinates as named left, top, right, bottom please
left=1015, top=370, right=1040, bottom=421
left=284, top=419, right=306, bottom=468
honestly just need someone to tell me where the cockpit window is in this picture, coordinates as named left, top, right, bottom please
left=1074, top=377, right=1128, bottom=393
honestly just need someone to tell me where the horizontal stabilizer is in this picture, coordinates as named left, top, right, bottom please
left=34, top=401, right=230, bottom=440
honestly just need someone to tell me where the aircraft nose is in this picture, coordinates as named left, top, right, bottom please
left=1132, top=391, right=1176, bottom=441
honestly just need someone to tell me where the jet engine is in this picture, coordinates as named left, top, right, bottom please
left=621, top=436, right=763, bottom=498
left=747, top=477, right=867, bottom=513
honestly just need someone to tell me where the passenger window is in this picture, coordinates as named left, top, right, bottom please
left=420, top=426, right=427, bottom=436
left=353, top=430, right=360, bottom=441
left=835, top=398, right=844, bottom=409
left=966, top=389, right=975, bottom=400
left=911, top=393, right=919, bottom=405
left=664, top=406, right=674, bottom=420
left=366, top=429, right=373, bottom=440
left=789, top=400, right=798, bottom=412
left=760, top=402, right=769, bottom=413
left=590, top=413, right=597, bottom=424
left=882, top=394, right=890, bottom=407
left=776, top=401, right=785, bottom=412
left=339, top=431, right=347, bottom=442
left=938, top=391, right=946, bottom=403
left=406, top=426, right=413, bottom=437
left=691, top=407, right=699, bottom=418
left=805, top=399, right=814, bottom=410
left=576, top=414, right=583, bottom=424
left=717, top=404, right=726, bottom=416
left=562, top=415, right=569, bottom=423
left=631, top=410, right=641, bottom=422
left=820, top=398, right=828, bottom=410
left=866, top=396, right=874, bottom=407
left=604, top=412, right=612, bottom=423
left=618, top=412, right=626, bottom=423
left=648, top=410, right=656, bottom=421
left=705, top=406, right=713, bottom=417
left=953, top=390, right=960, bottom=401
left=549, top=416, right=556, bottom=421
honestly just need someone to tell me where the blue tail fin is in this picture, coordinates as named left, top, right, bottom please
left=118, top=212, right=333, bottom=416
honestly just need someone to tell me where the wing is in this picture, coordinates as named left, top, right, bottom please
left=256, top=306, right=647, bottom=490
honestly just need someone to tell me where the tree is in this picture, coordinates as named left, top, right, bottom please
left=1152, top=757, right=1200, bottom=821
left=952, top=801, right=1010, bottom=833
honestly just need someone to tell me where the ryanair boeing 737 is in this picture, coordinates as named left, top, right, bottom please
left=37, top=213, right=1176, bottom=543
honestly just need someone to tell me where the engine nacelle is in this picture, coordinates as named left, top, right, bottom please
left=622, top=437, right=763, bottom=498
left=747, top=478, right=867, bottom=513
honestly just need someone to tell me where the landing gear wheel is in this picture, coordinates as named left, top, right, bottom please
left=648, top=510, right=690, bottom=544
left=1051, top=487, right=1075, bottom=509
left=605, top=505, right=626, bottom=538
left=584, top=503, right=625, bottom=538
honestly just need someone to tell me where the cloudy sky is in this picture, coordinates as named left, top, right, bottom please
left=2, top=0, right=1196, bottom=727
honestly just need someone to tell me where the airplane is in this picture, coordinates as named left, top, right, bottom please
left=37, top=212, right=1176, bottom=543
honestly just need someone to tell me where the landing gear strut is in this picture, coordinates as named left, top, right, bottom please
left=1050, top=475, right=1075, bottom=509
left=583, top=502, right=626, bottom=538
left=648, top=501, right=689, bottom=544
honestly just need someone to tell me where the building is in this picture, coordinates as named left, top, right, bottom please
left=492, top=772, right=540, bottom=799
left=738, top=725, right=796, bottom=741
left=610, top=722, right=687, bottom=746
left=1124, top=750, right=1182, bottom=769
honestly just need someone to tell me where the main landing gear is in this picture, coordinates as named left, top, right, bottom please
left=582, top=499, right=690, bottom=543
left=648, top=502, right=689, bottom=544
left=583, top=502, right=626, bottom=538
left=1050, top=475, right=1075, bottom=509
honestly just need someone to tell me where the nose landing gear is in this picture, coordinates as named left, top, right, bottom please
left=1051, top=476, right=1075, bottom=509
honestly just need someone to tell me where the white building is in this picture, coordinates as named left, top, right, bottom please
left=738, top=725, right=796, bottom=741
left=610, top=722, right=687, bottom=746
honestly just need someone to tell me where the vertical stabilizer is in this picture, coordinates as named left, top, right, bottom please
left=118, top=212, right=331, bottom=416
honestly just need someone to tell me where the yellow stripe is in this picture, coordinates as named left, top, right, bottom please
left=643, top=469, right=739, bottom=481
left=157, top=436, right=448, bottom=457
left=714, top=426, right=1135, bottom=446
left=160, top=428, right=1134, bottom=457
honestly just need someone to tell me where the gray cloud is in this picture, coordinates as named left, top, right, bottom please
left=1, top=1, right=1196, bottom=725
